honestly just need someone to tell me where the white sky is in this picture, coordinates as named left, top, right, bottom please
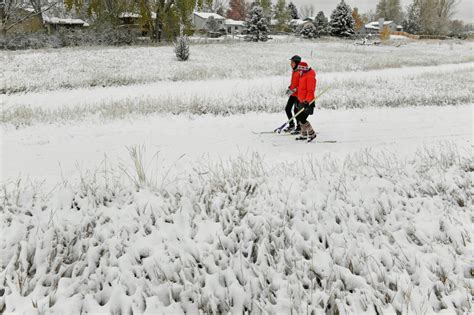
left=291, top=0, right=473, bottom=23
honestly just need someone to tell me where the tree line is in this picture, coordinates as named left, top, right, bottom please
left=0, top=0, right=469, bottom=40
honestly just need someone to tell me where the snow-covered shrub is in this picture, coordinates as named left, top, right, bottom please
left=175, top=35, right=190, bottom=61
left=380, top=26, right=391, bottom=42
left=3, top=32, right=62, bottom=50
left=0, top=28, right=137, bottom=51
left=1, top=144, right=472, bottom=314
left=300, top=23, right=318, bottom=38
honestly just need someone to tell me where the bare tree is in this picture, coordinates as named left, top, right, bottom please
left=416, top=0, right=458, bottom=34
left=435, top=0, right=458, bottom=21
left=1, top=0, right=23, bottom=35
left=1, top=0, right=56, bottom=35
left=213, top=0, right=228, bottom=16
left=299, top=4, right=314, bottom=19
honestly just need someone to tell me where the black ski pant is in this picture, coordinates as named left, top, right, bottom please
left=295, top=101, right=314, bottom=124
left=285, top=96, right=299, bottom=128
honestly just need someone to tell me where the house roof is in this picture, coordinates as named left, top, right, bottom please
left=119, top=12, right=141, bottom=19
left=43, top=16, right=88, bottom=25
left=289, top=19, right=307, bottom=26
left=225, top=19, right=245, bottom=26
left=365, top=21, right=402, bottom=30
left=194, top=12, right=225, bottom=20
left=365, top=24, right=380, bottom=30
left=21, top=6, right=88, bottom=26
left=119, top=12, right=157, bottom=19
left=366, top=21, right=395, bottom=27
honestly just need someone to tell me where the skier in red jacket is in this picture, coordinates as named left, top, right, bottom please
left=283, top=55, right=301, bottom=133
left=295, top=61, right=317, bottom=142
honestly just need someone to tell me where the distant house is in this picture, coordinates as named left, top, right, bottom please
left=225, top=19, right=246, bottom=35
left=192, top=12, right=225, bottom=31
left=43, top=16, right=89, bottom=32
left=363, top=18, right=402, bottom=35
left=289, top=19, right=313, bottom=32
left=119, top=12, right=142, bottom=25
left=118, top=12, right=157, bottom=35
left=8, top=7, right=88, bottom=33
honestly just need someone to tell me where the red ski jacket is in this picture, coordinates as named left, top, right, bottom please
left=297, top=68, right=317, bottom=104
left=289, top=70, right=300, bottom=97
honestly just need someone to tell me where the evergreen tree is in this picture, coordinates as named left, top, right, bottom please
left=403, top=0, right=421, bottom=34
left=314, top=11, right=329, bottom=36
left=245, top=5, right=269, bottom=41
left=300, top=22, right=317, bottom=38
left=287, top=2, right=299, bottom=19
left=175, top=34, right=190, bottom=61
left=329, top=0, right=355, bottom=37
left=274, top=0, right=290, bottom=32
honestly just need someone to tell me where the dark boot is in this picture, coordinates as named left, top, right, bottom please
left=306, top=123, right=317, bottom=142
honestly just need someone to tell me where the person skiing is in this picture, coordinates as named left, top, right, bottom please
left=294, top=61, right=317, bottom=142
left=283, top=55, right=302, bottom=133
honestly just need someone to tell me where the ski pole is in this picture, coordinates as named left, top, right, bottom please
left=274, top=86, right=331, bottom=133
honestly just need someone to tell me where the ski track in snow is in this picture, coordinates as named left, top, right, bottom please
left=1, top=104, right=472, bottom=189
left=3, top=62, right=473, bottom=110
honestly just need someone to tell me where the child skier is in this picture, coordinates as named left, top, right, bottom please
left=283, top=55, right=302, bottom=133
left=294, top=61, right=317, bottom=142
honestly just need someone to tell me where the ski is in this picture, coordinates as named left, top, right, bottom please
left=253, top=131, right=318, bottom=136
left=252, top=131, right=293, bottom=135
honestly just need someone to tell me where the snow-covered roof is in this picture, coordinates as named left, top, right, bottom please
left=43, top=16, right=88, bottom=25
left=366, top=21, right=395, bottom=28
left=21, top=6, right=88, bottom=26
left=194, top=12, right=225, bottom=20
left=365, top=24, right=380, bottom=30
left=225, top=19, right=245, bottom=26
left=365, top=21, right=402, bottom=30
left=119, top=12, right=157, bottom=19
left=119, top=12, right=141, bottom=19
left=289, top=19, right=306, bottom=26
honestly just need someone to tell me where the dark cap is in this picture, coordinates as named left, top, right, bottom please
left=290, top=55, right=302, bottom=63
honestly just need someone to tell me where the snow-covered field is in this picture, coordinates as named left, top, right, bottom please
left=1, top=39, right=473, bottom=314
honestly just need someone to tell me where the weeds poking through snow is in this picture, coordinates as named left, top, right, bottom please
left=0, top=144, right=472, bottom=313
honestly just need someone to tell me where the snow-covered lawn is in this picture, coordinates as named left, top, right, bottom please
left=2, top=40, right=473, bottom=94
left=1, top=40, right=473, bottom=314
left=3, top=62, right=473, bottom=126
left=1, top=105, right=472, bottom=187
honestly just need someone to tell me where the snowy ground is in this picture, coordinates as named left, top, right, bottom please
left=1, top=40, right=473, bottom=313
left=1, top=105, right=472, bottom=189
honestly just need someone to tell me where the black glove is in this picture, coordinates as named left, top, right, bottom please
left=303, top=102, right=315, bottom=114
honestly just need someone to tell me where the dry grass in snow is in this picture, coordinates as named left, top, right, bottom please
left=1, top=144, right=472, bottom=314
